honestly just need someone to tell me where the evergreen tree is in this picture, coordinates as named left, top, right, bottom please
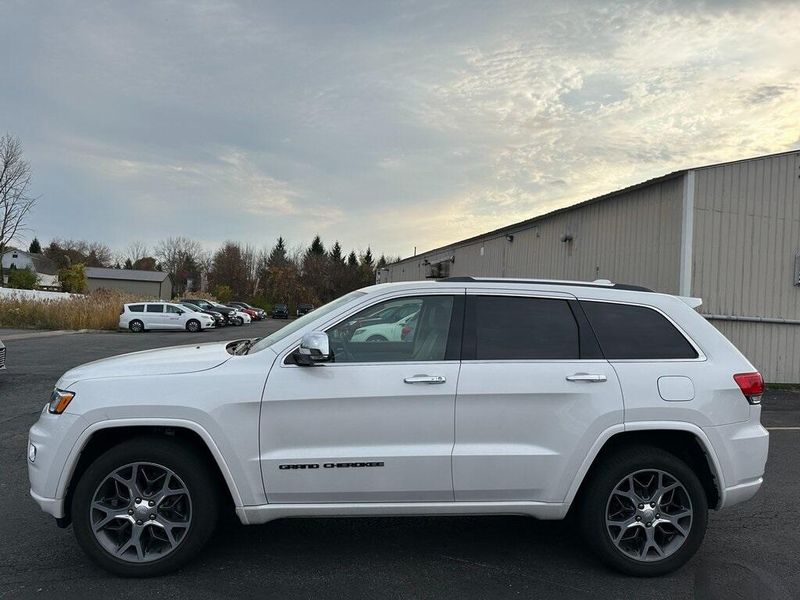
left=123, top=258, right=133, bottom=269
left=347, top=250, right=358, bottom=268
left=329, top=241, right=345, bottom=265
left=28, top=237, right=41, bottom=253
left=267, top=237, right=289, bottom=268
left=308, top=235, right=326, bottom=256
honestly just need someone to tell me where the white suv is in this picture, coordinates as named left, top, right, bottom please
left=28, top=278, right=769, bottom=577
left=119, top=302, right=215, bottom=333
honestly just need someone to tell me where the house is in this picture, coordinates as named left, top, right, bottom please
left=85, top=267, right=173, bottom=299
left=1, top=249, right=59, bottom=287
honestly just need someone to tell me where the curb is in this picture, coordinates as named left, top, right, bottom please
left=1, top=329, right=113, bottom=341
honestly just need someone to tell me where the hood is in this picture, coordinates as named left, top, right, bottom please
left=59, top=341, right=233, bottom=386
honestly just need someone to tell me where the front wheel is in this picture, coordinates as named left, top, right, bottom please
left=578, top=446, right=708, bottom=576
left=186, top=319, right=201, bottom=333
left=71, top=437, right=220, bottom=577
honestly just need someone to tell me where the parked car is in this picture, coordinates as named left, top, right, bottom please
left=181, top=298, right=239, bottom=326
left=206, top=301, right=250, bottom=326
left=229, top=301, right=266, bottom=320
left=296, top=303, right=314, bottom=317
left=180, top=302, right=226, bottom=328
left=349, top=310, right=418, bottom=342
left=0, top=337, right=5, bottom=372
left=227, top=304, right=259, bottom=321
left=338, top=301, right=419, bottom=339
left=271, top=303, right=289, bottom=319
left=29, top=277, right=768, bottom=577
left=118, top=302, right=214, bottom=333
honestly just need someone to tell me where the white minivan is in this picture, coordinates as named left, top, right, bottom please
left=118, top=302, right=215, bottom=333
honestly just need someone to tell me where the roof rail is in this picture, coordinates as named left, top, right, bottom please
left=437, top=276, right=654, bottom=292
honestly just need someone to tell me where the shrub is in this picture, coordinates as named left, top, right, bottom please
left=0, top=289, right=144, bottom=330
left=213, top=284, right=233, bottom=303
left=7, top=266, right=38, bottom=289
left=59, top=264, right=87, bottom=293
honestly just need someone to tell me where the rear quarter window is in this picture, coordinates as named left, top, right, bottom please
left=581, top=301, right=698, bottom=360
left=128, top=304, right=144, bottom=312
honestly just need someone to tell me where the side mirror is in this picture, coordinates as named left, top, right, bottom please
left=293, top=331, right=332, bottom=366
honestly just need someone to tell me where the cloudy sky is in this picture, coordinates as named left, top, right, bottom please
left=2, top=0, right=799, bottom=259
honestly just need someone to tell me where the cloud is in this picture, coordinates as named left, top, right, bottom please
left=0, top=0, right=798, bottom=258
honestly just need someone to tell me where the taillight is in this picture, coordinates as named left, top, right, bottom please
left=733, top=372, right=764, bottom=405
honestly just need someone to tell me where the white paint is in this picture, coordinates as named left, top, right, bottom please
left=679, top=170, right=695, bottom=296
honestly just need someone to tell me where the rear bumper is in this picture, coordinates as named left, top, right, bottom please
left=703, top=409, right=769, bottom=509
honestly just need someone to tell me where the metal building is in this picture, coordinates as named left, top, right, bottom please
left=382, top=150, right=800, bottom=383
left=84, top=267, right=173, bottom=299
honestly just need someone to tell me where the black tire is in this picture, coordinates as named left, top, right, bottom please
left=235, top=317, right=244, bottom=326
left=366, top=335, right=388, bottom=342
left=578, top=446, right=708, bottom=577
left=129, top=320, right=144, bottom=333
left=186, top=319, right=201, bottom=333
left=71, top=437, right=220, bottom=577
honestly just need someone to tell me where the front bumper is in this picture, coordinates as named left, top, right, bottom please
left=28, top=407, right=86, bottom=519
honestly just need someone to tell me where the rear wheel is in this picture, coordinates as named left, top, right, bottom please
left=71, top=438, right=220, bottom=577
left=129, top=320, right=144, bottom=333
left=578, top=446, right=707, bottom=576
left=186, top=319, right=201, bottom=333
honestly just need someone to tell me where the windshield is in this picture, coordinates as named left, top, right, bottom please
left=249, top=290, right=366, bottom=353
left=181, top=303, right=201, bottom=312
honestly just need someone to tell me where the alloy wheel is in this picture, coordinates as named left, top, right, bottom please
left=89, top=462, right=192, bottom=563
left=605, top=469, right=693, bottom=562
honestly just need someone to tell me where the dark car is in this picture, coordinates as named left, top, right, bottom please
left=296, top=303, right=314, bottom=317
left=181, top=298, right=239, bottom=325
left=180, top=302, right=226, bottom=328
left=229, top=301, right=266, bottom=320
left=271, top=303, right=289, bottom=319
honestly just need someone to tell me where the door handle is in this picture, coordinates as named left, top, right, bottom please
left=404, top=374, right=446, bottom=384
left=566, top=373, right=607, bottom=383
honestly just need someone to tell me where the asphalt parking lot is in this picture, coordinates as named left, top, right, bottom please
left=1, top=321, right=798, bottom=599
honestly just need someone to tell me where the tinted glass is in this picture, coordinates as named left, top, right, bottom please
left=474, top=296, right=579, bottom=360
left=166, top=305, right=182, bottom=314
left=327, top=296, right=454, bottom=363
left=128, top=304, right=144, bottom=312
left=146, top=304, right=164, bottom=313
left=581, top=301, right=698, bottom=360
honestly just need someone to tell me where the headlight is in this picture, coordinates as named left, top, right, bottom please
left=48, top=389, right=75, bottom=414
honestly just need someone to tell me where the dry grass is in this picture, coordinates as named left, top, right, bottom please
left=0, top=289, right=147, bottom=331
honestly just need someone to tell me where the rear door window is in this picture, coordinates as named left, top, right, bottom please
left=472, top=296, right=580, bottom=360
left=146, top=304, right=164, bottom=313
left=581, top=301, right=698, bottom=360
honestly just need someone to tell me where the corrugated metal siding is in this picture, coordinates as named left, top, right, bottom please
left=386, top=176, right=685, bottom=293
left=692, top=152, right=800, bottom=318
left=692, top=152, right=800, bottom=382
left=86, top=277, right=172, bottom=299
left=709, top=319, right=800, bottom=383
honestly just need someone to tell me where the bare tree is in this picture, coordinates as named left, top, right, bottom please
left=119, top=241, right=148, bottom=266
left=154, top=236, right=204, bottom=295
left=0, top=134, right=37, bottom=283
